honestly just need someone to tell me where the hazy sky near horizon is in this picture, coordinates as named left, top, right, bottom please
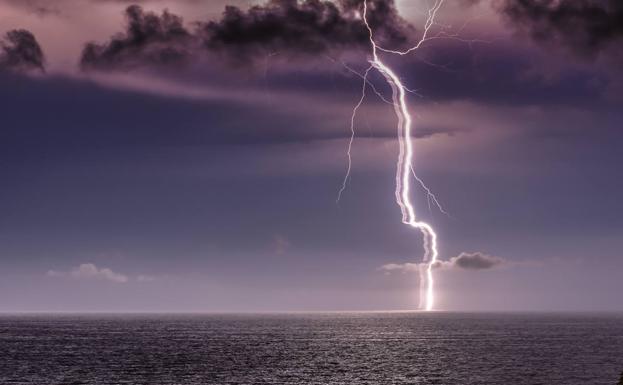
left=1, top=0, right=622, bottom=311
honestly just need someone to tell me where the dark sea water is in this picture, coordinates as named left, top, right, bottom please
left=0, top=312, right=622, bottom=385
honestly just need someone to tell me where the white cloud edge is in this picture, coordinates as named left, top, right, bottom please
left=47, top=263, right=156, bottom=284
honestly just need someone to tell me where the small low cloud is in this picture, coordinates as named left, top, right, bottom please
left=380, top=252, right=505, bottom=274
left=441, top=252, right=505, bottom=270
left=379, top=262, right=420, bottom=273
left=47, top=263, right=128, bottom=283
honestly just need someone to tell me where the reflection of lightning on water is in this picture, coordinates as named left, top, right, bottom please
left=339, top=0, right=446, bottom=311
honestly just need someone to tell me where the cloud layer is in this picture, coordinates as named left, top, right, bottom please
left=498, top=0, right=623, bottom=60
left=200, top=0, right=406, bottom=61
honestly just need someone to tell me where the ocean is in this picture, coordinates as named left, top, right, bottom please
left=1, top=312, right=622, bottom=384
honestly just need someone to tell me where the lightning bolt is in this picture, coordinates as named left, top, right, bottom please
left=339, top=0, right=446, bottom=311
left=364, top=0, right=443, bottom=312
left=337, top=65, right=372, bottom=203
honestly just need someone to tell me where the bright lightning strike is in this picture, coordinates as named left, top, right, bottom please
left=337, top=65, right=372, bottom=203
left=411, top=166, right=451, bottom=218
left=339, top=0, right=446, bottom=311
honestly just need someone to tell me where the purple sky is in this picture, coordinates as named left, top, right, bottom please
left=1, top=0, right=622, bottom=312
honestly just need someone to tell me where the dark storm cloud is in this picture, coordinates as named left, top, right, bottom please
left=443, top=252, right=504, bottom=270
left=0, top=29, right=45, bottom=72
left=80, top=0, right=409, bottom=70
left=498, top=0, right=623, bottom=60
left=81, top=5, right=194, bottom=71
left=200, top=0, right=406, bottom=61
left=73, top=0, right=614, bottom=108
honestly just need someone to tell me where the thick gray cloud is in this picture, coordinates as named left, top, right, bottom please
left=80, top=0, right=409, bottom=70
left=81, top=5, right=194, bottom=71
left=200, top=0, right=406, bottom=62
left=498, top=0, right=623, bottom=60
left=74, top=2, right=613, bottom=108
left=0, top=29, right=45, bottom=72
